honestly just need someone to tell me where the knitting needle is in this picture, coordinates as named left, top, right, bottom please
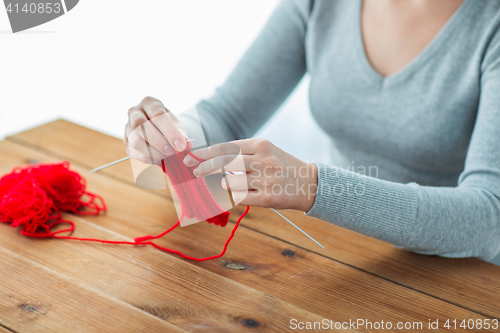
left=89, top=139, right=193, bottom=173
left=270, top=208, right=325, bottom=249
left=222, top=171, right=324, bottom=249
left=90, top=142, right=325, bottom=249
left=89, top=157, right=130, bottom=173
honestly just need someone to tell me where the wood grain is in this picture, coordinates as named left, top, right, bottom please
left=0, top=324, right=17, bottom=333
left=0, top=136, right=494, bottom=331
left=0, top=142, right=339, bottom=333
left=9, top=119, right=500, bottom=319
left=0, top=246, right=184, bottom=333
left=0, top=224, right=333, bottom=333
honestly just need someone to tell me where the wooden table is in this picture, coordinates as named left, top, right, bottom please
left=0, top=120, right=499, bottom=332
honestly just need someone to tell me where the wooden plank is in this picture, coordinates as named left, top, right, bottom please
left=9, top=119, right=500, bottom=318
left=0, top=140, right=493, bottom=331
left=0, top=246, right=184, bottom=333
left=0, top=225, right=336, bottom=333
left=0, top=142, right=339, bottom=333
left=0, top=325, right=16, bottom=333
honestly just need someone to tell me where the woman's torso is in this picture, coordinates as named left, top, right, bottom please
left=306, top=0, right=500, bottom=185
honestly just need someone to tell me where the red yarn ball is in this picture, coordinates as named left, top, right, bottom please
left=0, top=162, right=106, bottom=237
left=0, top=158, right=246, bottom=262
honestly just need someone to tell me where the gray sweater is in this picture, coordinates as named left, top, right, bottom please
left=179, top=0, right=500, bottom=260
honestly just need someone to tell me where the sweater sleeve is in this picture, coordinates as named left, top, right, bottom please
left=306, top=30, right=500, bottom=261
left=177, top=0, right=310, bottom=145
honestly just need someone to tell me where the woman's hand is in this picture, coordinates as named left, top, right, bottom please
left=183, top=138, right=319, bottom=212
left=124, top=96, right=193, bottom=164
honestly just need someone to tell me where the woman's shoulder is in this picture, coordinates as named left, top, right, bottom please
left=287, top=0, right=358, bottom=22
left=465, top=0, right=500, bottom=71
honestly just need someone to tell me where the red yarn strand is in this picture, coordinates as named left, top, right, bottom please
left=55, top=205, right=249, bottom=262
left=0, top=155, right=248, bottom=261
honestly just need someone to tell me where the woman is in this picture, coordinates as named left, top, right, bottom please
left=124, top=0, right=500, bottom=261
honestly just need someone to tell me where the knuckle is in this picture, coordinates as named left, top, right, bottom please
left=146, top=135, right=164, bottom=148
left=262, top=155, right=278, bottom=167
left=149, top=139, right=163, bottom=149
left=131, top=119, right=143, bottom=129
left=142, top=96, right=156, bottom=104
left=128, top=135, right=141, bottom=150
left=127, top=106, right=139, bottom=116
left=213, top=144, right=226, bottom=156
left=254, top=138, right=271, bottom=151
left=150, top=106, right=166, bottom=119
left=193, top=149, right=207, bottom=160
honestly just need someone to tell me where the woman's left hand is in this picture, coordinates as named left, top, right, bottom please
left=182, top=138, right=318, bottom=212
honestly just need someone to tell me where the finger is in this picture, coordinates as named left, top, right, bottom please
left=149, top=113, right=185, bottom=152
left=231, top=190, right=262, bottom=207
left=128, top=106, right=148, bottom=130
left=124, top=122, right=132, bottom=146
left=221, top=174, right=252, bottom=191
left=189, top=141, right=250, bottom=161
left=193, top=155, right=253, bottom=178
left=182, top=152, right=203, bottom=168
left=127, top=145, right=161, bottom=165
left=132, top=120, right=175, bottom=156
left=169, top=112, right=194, bottom=151
left=129, top=103, right=175, bottom=156
left=141, top=97, right=187, bottom=152
left=127, top=129, right=168, bottom=161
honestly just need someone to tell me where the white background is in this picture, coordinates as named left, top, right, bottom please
left=0, top=0, right=329, bottom=163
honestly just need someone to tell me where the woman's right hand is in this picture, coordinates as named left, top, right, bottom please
left=124, top=96, right=193, bottom=164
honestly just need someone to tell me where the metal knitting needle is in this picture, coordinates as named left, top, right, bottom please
left=271, top=208, right=325, bottom=249
left=89, top=157, right=130, bottom=173
left=90, top=141, right=325, bottom=249
left=89, top=139, right=193, bottom=173
left=221, top=171, right=324, bottom=249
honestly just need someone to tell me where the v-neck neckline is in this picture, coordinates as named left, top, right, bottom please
left=353, top=0, right=473, bottom=89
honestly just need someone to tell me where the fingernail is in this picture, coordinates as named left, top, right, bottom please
left=173, top=139, right=186, bottom=151
left=163, top=145, right=174, bottom=155
left=193, top=167, right=199, bottom=177
left=183, top=155, right=194, bottom=166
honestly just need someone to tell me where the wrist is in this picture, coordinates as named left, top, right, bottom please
left=297, top=162, right=318, bottom=212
